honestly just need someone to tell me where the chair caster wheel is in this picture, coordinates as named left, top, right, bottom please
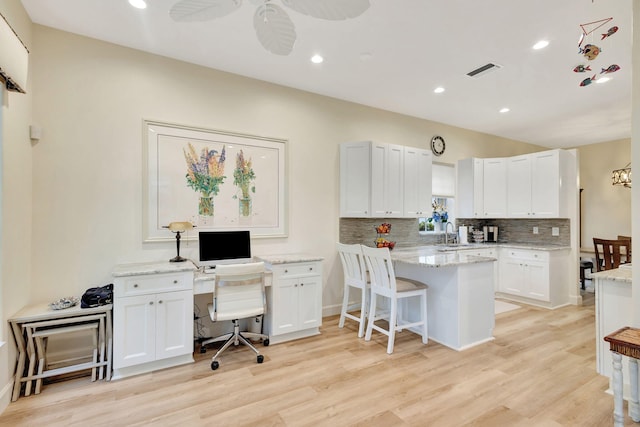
left=211, top=361, right=219, bottom=370
left=257, top=355, right=264, bottom=364
left=263, top=339, right=269, bottom=346
left=200, top=346, right=207, bottom=354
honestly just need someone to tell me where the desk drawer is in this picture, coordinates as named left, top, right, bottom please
left=272, top=263, right=319, bottom=278
left=115, top=272, right=191, bottom=297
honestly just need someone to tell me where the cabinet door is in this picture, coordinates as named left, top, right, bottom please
left=482, top=158, right=507, bottom=217
left=525, top=262, right=549, bottom=301
left=457, top=158, right=483, bottom=218
left=371, top=143, right=404, bottom=217
left=531, top=150, right=560, bottom=217
left=507, top=155, right=532, bottom=217
left=113, top=294, right=156, bottom=369
left=339, top=142, right=371, bottom=217
left=370, top=142, right=387, bottom=217
left=472, top=159, right=484, bottom=218
left=155, top=290, right=194, bottom=360
left=385, top=144, right=405, bottom=217
left=404, top=147, right=432, bottom=217
left=499, top=258, right=525, bottom=296
left=297, top=275, right=322, bottom=329
left=271, top=277, right=299, bottom=335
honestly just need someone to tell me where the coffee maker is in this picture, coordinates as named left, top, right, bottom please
left=483, top=226, right=498, bottom=242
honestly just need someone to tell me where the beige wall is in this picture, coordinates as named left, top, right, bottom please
left=576, top=139, right=632, bottom=249
left=0, top=0, right=33, bottom=411
left=28, top=24, right=544, bottom=312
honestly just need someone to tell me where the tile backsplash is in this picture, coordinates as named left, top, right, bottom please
left=339, top=217, right=570, bottom=247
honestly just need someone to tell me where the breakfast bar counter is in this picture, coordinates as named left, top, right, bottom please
left=390, top=246, right=497, bottom=351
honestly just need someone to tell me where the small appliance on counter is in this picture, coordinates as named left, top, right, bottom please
left=458, top=226, right=468, bottom=245
left=483, top=226, right=498, bottom=242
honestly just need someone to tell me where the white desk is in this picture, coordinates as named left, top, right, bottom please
left=112, top=256, right=322, bottom=377
left=193, top=270, right=273, bottom=294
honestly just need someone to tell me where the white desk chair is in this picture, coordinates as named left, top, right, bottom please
left=200, top=262, right=269, bottom=370
left=336, top=242, right=369, bottom=337
left=361, top=245, right=429, bottom=354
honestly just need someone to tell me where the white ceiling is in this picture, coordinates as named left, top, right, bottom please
left=19, top=0, right=633, bottom=148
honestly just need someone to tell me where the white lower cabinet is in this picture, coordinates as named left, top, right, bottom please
left=456, top=247, right=499, bottom=291
left=266, top=261, right=322, bottom=344
left=498, top=248, right=569, bottom=308
left=112, top=268, right=194, bottom=378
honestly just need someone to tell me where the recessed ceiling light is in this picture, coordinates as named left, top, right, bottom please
left=596, top=77, right=610, bottom=84
left=499, top=107, right=510, bottom=113
left=311, top=54, right=324, bottom=64
left=532, top=40, right=549, bottom=50
left=434, top=87, right=445, bottom=94
left=129, top=0, right=147, bottom=9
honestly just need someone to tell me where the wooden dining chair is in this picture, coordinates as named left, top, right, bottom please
left=593, top=238, right=631, bottom=271
left=617, top=235, right=632, bottom=263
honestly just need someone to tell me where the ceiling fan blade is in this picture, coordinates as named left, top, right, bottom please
left=281, top=0, right=370, bottom=20
left=253, top=3, right=296, bottom=55
left=169, top=0, right=242, bottom=22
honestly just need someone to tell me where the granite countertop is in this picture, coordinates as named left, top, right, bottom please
left=407, top=243, right=570, bottom=253
left=391, top=246, right=497, bottom=268
left=112, top=261, right=198, bottom=277
left=254, top=254, right=324, bottom=265
left=591, top=266, right=632, bottom=283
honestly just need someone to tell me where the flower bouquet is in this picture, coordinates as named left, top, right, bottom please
left=233, top=149, right=256, bottom=217
left=183, top=143, right=226, bottom=217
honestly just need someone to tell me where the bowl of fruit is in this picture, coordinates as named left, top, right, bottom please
left=375, top=223, right=391, bottom=234
left=375, top=237, right=396, bottom=250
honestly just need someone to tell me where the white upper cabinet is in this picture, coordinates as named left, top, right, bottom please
left=531, top=150, right=561, bottom=217
left=458, top=149, right=576, bottom=219
left=507, top=154, right=532, bottom=217
left=339, top=142, right=372, bottom=217
left=371, top=142, right=404, bottom=217
left=507, top=150, right=568, bottom=218
left=482, top=158, right=507, bottom=217
left=457, top=158, right=484, bottom=218
left=341, top=141, right=425, bottom=218
left=404, top=147, right=432, bottom=217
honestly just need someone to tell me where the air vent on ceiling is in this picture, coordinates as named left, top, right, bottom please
left=467, top=63, right=502, bottom=78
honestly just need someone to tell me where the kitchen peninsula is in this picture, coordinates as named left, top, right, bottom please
left=390, top=246, right=496, bottom=351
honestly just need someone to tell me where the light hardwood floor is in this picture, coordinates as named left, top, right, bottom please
left=0, top=292, right=627, bottom=426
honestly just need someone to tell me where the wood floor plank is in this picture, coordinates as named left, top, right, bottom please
left=1, top=295, right=633, bottom=426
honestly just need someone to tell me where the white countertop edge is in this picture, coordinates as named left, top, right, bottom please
left=254, top=254, right=324, bottom=265
left=112, top=261, right=197, bottom=277
left=592, top=268, right=632, bottom=283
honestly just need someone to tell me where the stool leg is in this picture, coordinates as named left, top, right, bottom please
left=34, top=336, right=46, bottom=394
left=612, top=352, right=624, bottom=427
left=631, top=358, right=640, bottom=422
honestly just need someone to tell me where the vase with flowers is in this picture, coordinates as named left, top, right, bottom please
left=431, top=201, right=448, bottom=232
left=183, top=143, right=226, bottom=219
left=233, top=149, right=256, bottom=217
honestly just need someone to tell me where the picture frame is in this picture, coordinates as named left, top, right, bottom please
left=143, top=120, right=287, bottom=242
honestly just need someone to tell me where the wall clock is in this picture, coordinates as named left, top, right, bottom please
left=431, top=135, right=445, bottom=156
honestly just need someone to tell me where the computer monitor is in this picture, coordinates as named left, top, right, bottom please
left=198, top=230, right=252, bottom=269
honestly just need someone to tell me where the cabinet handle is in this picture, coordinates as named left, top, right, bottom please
left=301, top=283, right=304, bottom=286
left=158, top=300, right=163, bottom=304
left=173, top=280, right=178, bottom=284
left=309, top=267, right=313, bottom=271
left=149, top=301, right=154, bottom=305
left=294, top=284, right=298, bottom=287
left=134, top=284, right=139, bottom=288
left=285, top=269, right=288, bottom=273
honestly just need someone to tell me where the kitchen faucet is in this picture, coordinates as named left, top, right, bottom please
left=445, top=222, right=456, bottom=245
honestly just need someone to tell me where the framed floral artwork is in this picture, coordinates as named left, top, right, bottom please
left=143, top=120, right=287, bottom=241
